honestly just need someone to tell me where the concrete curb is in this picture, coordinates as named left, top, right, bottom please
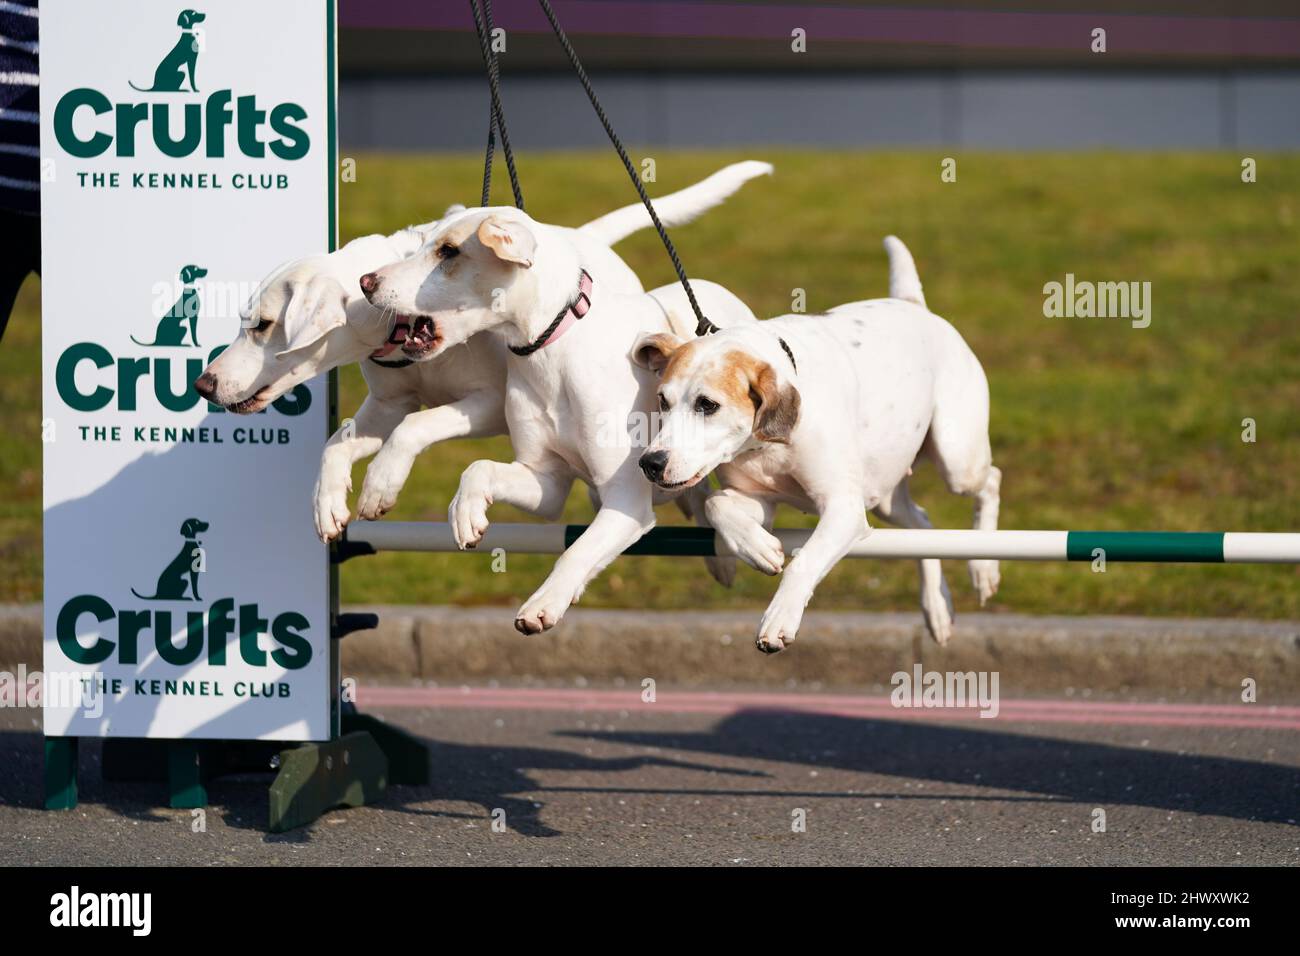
left=0, top=605, right=41, bottom=674
left=5, top=604, right=1297, bottom=695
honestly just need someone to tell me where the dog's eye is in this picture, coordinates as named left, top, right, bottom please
left=658, top=393, right=670, bottom=412
left=694, top=396, right=720, bottom=416
left=254, top=319, right=273, bottom=334
left=437, top=243, right=459, bottom=259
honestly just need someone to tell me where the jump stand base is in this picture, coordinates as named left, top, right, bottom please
left=44, top=737, right=78, bottom=811
left=43, top=715, right=431, bottom=833
left=268, top=731, right=389, bottom=834
left=342, top=711, right=431, bottom=786
left=167, top=739, right=207, bottom=809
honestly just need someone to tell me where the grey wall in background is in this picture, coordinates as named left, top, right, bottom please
left=339, top=70, right=1300, bottom=151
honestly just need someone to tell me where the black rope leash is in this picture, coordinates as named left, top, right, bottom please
left=778, top=337, right=797, bottom=373
left=467, top=0, right=524, bottom=209
left=467, top=0, right=496, bottom=204
left=534, top=0, right=717, bottom=336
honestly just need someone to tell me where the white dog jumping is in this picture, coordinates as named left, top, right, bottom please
left=193, top=161, right=773, bottom=543
left=632, top=236, right=1002, bottom=651
left=359, top=178, right=770, bottom=634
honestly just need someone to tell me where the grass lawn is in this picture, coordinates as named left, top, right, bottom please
left=4, top=150, right=1299, bottom=617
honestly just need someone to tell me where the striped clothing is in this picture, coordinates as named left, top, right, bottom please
left=0, top=0, right=38, bottom=215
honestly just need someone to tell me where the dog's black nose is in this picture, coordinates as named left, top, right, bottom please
left=359, top=272, right=380, bottom=295
left=193, top=372, right=217, bottom=399
left=639, top=449, right=669, bottom=483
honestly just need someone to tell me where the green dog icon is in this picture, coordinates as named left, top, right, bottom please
left=130, top=10, right=206, bottom=93
left=133, top=264, right=207, bottom=347
left=131, top=517, right=209, bottom=601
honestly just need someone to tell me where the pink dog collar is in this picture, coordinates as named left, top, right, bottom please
left=509, top=270, right=593, bottom=357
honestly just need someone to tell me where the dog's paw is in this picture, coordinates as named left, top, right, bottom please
left=969, top=559, right=1001, bottom=607
left=705, top=554, right=737, bottom=588
left=355, top=450, right=414, bottom=521
left=755, top=592, right=805, bottom=653
left=706, top=498, right=784, bottom=575
left=721, top=523, right=784, bottom=576
left=448, top=488, right=491, bottom=550
left=313, top=480, right=351, bottom=543
left=921, top=579, right=955, bottom=646
left=514, top=585, right=572, bottom=635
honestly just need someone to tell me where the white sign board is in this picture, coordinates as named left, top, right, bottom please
left=41, top=0, right=336, bottom=741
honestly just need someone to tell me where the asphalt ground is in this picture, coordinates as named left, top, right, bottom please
left=3, top=685, right=1298, bottom=866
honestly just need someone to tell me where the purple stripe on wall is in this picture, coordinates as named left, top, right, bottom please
left=340, top=2, right=1300, bottom=59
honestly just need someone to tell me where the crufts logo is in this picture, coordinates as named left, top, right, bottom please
left=49, top=886, right=152, bottom=936
left=131, top=516, right=209, bottom=601
left=132, top=265, right=208, bottom=348
left=54, top=267, right=312, bottom=415
left=52, top=9, right=309, bottom=160
left=54, top=516, right=313, bottom=669
left=130, top=9, right=206, bottom=93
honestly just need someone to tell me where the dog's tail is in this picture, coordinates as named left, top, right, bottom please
left=883, top=235, right=927, bottom=309
left=129, top=335, right=157, bottom=347
left=128, top=81, right=154, bottom=92
left=130, top=588, right=157, bottom=600
left=578, top=160, right=773, bottom=247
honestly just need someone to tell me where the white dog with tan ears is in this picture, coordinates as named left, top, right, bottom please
left=359, top=168, right=774, bottom=634
left=632, top=236, right=1002, bottom=651
left=192, top=161, right=774, bottom=543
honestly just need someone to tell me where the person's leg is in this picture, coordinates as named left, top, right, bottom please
left=0, top=211, right=40, bottom=344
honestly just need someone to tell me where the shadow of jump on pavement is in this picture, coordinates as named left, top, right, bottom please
left=558, top=709, right=1300, bottom=828
left=4, top=708, right=1295, bottom=839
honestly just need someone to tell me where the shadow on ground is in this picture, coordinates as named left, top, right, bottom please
left=562, top=711, right=1300, bottom=828
left=3, top=708, right=1297, bottom=840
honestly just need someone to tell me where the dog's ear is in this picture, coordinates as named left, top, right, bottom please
left=747, top=360, right=801, bottom=444
left=631, top=332, right=684, bottom=373
left=477, top=216, right=536, bottom=267
left=442, top=203, right=466, bottom=217
left=277, top=275, right=349, bottom=357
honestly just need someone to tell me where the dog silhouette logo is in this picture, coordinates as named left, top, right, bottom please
left=129, top=10, right=206, bottom=93
left=131, top=517, right=209, bottom=601
left=133, top=264, right=207, bottom=347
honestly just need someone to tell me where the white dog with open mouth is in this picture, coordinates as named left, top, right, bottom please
left=631, top=236, right=1002, bottom=651
left=359, top=168, right=773, bottom=634
left=193, top=161, right=773, bottom=542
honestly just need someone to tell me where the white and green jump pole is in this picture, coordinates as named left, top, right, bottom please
left=341, top=524, right=1300, bottom=564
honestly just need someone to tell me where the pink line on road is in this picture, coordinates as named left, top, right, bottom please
left=360, top=685, right=1300, bottom=730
